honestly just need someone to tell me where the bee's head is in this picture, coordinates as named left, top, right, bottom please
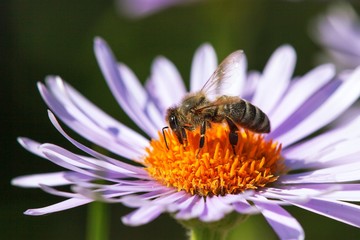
left=165, top=107, right=184, bottom=145
left=166, top=108, right=180, bottom=130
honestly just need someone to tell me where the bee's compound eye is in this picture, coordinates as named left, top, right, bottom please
left=169, top=115, right=178, bottom=129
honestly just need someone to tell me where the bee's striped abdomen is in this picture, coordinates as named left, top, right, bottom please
left=226, top=99, right=271, bottom=133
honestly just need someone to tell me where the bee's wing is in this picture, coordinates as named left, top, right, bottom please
left=200, top=50, right=245, bottom=100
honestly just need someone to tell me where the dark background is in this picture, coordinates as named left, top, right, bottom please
left=2, top=0, right=360, bottom=239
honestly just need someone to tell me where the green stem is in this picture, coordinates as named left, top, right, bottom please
left=86, top=201, right=109, bottom=240
left=179, top=211, right=249, bottom=240
left=190, top=227, right=229, bottom=240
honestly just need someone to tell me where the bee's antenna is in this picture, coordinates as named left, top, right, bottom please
left=162, top=126, right=170, bottom=150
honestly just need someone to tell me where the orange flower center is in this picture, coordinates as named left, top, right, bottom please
left=144, top=124, right=285, bottom=197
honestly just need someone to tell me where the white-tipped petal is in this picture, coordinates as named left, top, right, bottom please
left=277, top=66, right=360, bottom=147
left=252, top=45, right=296, bottom=114
left=25, top=198, right=92, bottom=216
left=190, top=43, right=217, bottom=92
left=254, top=200, right=304, bottom=240
left=11, top=172, right=72, bottom=188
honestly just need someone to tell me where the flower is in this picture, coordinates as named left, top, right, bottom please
left=13, top=37, right=360, bottom=239
left=312, top=3, right=360, bottom=69
left=117, top=0, right=201, bottom=18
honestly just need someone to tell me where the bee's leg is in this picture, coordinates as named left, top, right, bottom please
left=162, top=126, right=170, bottom=149
left=194, top=121, right=207, bottom=157
left=181, top=128, right=188, bottom=147
left=225, top=117, right=239, bottom=154
left=199, top=121, right=207, bottom=150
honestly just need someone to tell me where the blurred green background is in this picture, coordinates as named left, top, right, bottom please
left=2, top=0, right=360, bottom=239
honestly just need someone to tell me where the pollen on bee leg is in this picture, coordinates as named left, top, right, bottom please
left=144, top=124, right=285, bottom=197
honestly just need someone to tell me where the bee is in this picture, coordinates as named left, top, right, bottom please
left=162, top=50, right=270, bottom=153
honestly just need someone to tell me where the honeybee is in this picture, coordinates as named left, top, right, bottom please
left=162, top=50, right=270, bottom=153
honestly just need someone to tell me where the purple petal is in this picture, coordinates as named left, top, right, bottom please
left=262, top=185, right=341, bottom=203
left=314, top=5, right=360, bottom=68
left=40, top=141, right=130, bottom=175
left=118, top=0, right=199, bottom=18
left=189, top=196, right=206, bottom=220
left=25, top=198, right=93, bottom=216
left=247, top=195, right=287, bottom=205
left=17, top=137, right=45, bottom=158
left=122, top=205, right=165, bottom=226
left=199, top=196, right=233, bottom=222
left=165, top=193, right=194, bottom=212
left=254, top=200, right=305, bottom=240
left=151, top=191, right=188, bottom=205
left=73, top=180, right=165, bottom=194
left=270, top=184, right=360, bottom=202
left=71, top=185, right=134, bottom=202
left=174, top=195, right=201, bottom=219
left=145, top=56, right=186, bottom=114
left=252, top=45, right=296, bottom=114
left=280, top=161, right=360, bottom=184
left=220, top=192, right=260, bottom=214
left=39, top=184, right=82, bottom=198
left=190, top=43, right=217, bottom=92
left=269, top=77, right=340, bottom=141
left=121, top=189, right=176, bottom=208
left=37, top=141, right=137, bottom=176
left=40, top=144, right=126, bottom=181
left=94, top=37, right=161, bottom=138
left=288, top=198, right=360, bottom=228
left=120, top=190, right=183, bottom=207
left=47, top=111, right=149, bottom=177
left=275, top=66, right=360, bottom=147
left=331, top=104, right=360, bottom=129
left=121, top=191, right=188, bottom=211
left=63, top=171, right=95, bottom=182
left=302, top=138, right=360, bottom=168
left=242, top=71, right=260, bottom=100
left=73, top=178, right=156, bottom=189
left=327, top=50, right=360, bottom=69
left=38, top=77, right=147, bottom=160
left=47, top=76, right=149, bottom=146
left=283, top=115, right=360, bottom=169
left=117, top=64, right=164, bottom=128
left=320, top=5, right=360, bottom=53
left=270, top=64, right=335, bottom=129
left=11, top=172, right=72, bottom=188
left=233, top=200, right=261, bottom=214
left=320, top=184, right=360, bottom=201
left=285, top=137, right=360, bottom=170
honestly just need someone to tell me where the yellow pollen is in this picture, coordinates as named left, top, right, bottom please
left=144, top=124, right=285, bottom=197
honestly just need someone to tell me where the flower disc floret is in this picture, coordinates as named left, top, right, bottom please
left=144, top=124, right=284, bottom=197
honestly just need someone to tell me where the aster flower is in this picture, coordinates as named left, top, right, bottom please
left=13, top=37, right=360, bottom=240
left=117, top=0, right=201, bottom=18
left=312, top=3, right=360, bottom=69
